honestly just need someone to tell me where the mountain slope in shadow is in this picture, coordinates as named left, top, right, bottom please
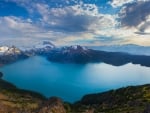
left=48, top=46, right=150, bottom=67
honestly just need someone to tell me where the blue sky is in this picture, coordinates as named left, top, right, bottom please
left=0, top=0, right=150, bottom=46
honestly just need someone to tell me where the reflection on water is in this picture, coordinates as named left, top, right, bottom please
left=0, top=56, right=150, bottom=102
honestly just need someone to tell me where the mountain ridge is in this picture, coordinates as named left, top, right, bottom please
left=0, top=42, right=150, bottom=67
left=88, top=44, right=150, bottom=56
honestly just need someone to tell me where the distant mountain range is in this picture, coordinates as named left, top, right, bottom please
left=47, top=45, right=150, bottom=67
left=0, top=42, right=150, bottom=67
left=88, top=44, right=150, bottom=56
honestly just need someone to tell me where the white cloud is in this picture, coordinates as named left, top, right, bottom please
left=0, top=16, right=39, bottom=38
left=108, top=0, right=134, bottom=8
left=34, top=3, right=118, bottom=33
left=137, top=15, right=150, bottom=33
left=0, top=14, right=119, bottom=46
left=119, top=0, right=150, bottom=36
left=0, top=16, right=60, bottom=46
left=1, top=0, right=150, bottom=46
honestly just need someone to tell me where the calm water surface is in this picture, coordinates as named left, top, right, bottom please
left=0, top=56, right=150, bottom=102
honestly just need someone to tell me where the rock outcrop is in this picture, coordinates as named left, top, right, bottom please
left=38, top=97, right=66, bottom=113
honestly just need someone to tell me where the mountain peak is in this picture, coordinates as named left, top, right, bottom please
left=0, top=46, right=9, bottom=54
left=63, top=45, right=87, bottom=51
left=70, top=45, right=87, bottom=50
left=60, top=45, right=88, bottom=55
left=0, top=46, right=21, bottom=55
left=33, top=41, right=55, bottom=49
left=43, top=41, right=55, bottom=47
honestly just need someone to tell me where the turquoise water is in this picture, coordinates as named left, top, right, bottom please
left=0, top=56, right=150, bottom=102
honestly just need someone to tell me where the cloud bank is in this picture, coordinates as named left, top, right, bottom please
left=0, top=0, right=149, bottom=46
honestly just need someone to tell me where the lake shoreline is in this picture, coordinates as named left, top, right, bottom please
left=1, top=56, right=150, bottom=102
left=1, top=72, right=150, bottom=113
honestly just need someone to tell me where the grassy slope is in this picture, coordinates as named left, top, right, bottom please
left=72, top=84, right=150, bottom=113
left=0, top=78, right=46, bottom=113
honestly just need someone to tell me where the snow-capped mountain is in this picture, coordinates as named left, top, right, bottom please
left=0, top=46, right=28, bottom=65
left=47, top=45, right=92, bottom=63
left=17, top=41, right=55, bottom=51
left=61, top=45, right=88, bottom=54
left=0, top=46, right=9, bottom=55
left=88, top=44, right=150, bottom=56
left=0, top=46, right=21, bottom=56
left=48, top=46, right=150, bottom=67
left=0, top=42, right=150, bottom=67
left=21, top=41, right=55, bottom=56
left=0, top=41, right=55, bottom=65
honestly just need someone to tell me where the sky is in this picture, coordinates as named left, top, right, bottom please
left=0, top=0, right=150, bottom=46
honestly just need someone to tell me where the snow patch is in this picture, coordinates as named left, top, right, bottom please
left=0, top=46, right=9, bottom=55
